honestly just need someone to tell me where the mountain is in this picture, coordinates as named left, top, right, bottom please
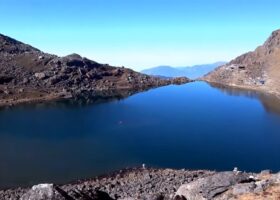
left=0, top=33, right=190, bottom=107
left=141, top=62, right=226, bottom=79
left=203, top=29, right=280, bottom=96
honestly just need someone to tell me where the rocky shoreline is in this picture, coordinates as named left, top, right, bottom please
left=203, top=80, right=280, bottom=100
left=203, top=80, right=280, bottom=102
left=1, top=167, right=279, bottom=200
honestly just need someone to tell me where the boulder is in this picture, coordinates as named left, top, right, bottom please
left=66, top=59, right=84, bottom=67
left=22, top=77, right=29, bottom=84
left=38, top=56, right=44, bottom=60
left=20, top=184, right=55, bottom=200
left=231, top=182, right=256, bottom=195
left=0, top=75, right=13, bottom=84
left=63, top=53, right=85, bottom=67
left=174, top=172, right=251, bottom=200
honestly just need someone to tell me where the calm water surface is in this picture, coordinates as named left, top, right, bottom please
left=1, top=82, right=280, bottom=188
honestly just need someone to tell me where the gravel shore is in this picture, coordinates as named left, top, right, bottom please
left=1, top=167, right=280, bottom=200
left=0, top=168, right=213, bottom=200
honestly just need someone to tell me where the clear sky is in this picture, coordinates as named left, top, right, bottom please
left=0, top=0, right=280, bottom=71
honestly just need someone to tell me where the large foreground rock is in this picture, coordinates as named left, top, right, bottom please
left=174, top=172, right=252, bottom=200
left=20, top=184, right=55, bottom=200
left=19, top=183, right=114, bottom=200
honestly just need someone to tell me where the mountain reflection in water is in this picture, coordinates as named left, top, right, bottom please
left=208, top=82, right=280, bottom=116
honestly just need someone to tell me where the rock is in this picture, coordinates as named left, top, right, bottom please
left=174, top=172, right=251, bottom=200
left=269, top=172, right=280, bottom=183
left=88, top=190, right=115, bottom=200
left=260, top=169, right=272, bottom=175
left=67, top=59, right=84, bottom=67
left=34, top=72, right=46, bottom=80
left=20, top=184, right=55, bottom=200
left=47, top=76, right=61, bottom=85
left=4, top=90, right=10, bottom=95
left=0, top=75, right=13, bottom=84
left=22, top=77, right=29, bottom=84
left=253, top=180, right=269, bottom=193
left=232, top=182, right=256, bottom=195
left=233, top=167, right=239, bottom=173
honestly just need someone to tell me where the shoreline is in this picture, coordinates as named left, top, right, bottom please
left=202, top=79, right=280, bottom=99
left=1, top=167, right=279, bottom=200
left=2, top=79, right=280, bottom=109
left=0, top=80, right=192, bottom=109
left=0, top=92, right=70, bottom=108
left=0, top=167, right=214, bottom=199
left=0, top=87, right=154, bottom=109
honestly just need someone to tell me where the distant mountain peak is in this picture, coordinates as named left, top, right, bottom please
left=64, top=53, right=83, bottom=59
left=141, top=62, right=226, bottom=79
left=263, top=29, right=280, bottom=51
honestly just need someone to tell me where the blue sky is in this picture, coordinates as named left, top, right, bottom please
left=0, top=0, right=280, bottom=71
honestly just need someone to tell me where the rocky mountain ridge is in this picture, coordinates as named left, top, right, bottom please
left=203, top=29, right=280, bottom=97
left=0, top=34, right=190, bottom=107
left=141, top=62, right=226, bottom=79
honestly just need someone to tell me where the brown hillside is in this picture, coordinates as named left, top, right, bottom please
left=203, top=29, right=280, bottom=96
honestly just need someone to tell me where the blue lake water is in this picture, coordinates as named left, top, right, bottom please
left=1, top=81, right=280, bottom=188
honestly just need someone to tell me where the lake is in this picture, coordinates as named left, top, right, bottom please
left=1, top=81, right=280, bottom=189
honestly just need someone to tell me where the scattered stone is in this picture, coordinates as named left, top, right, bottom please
left=4, top=90, right=10, bottom=95
left=22, top=78, right=29, bottom=84
left=34, top=72, right=46, bottom=80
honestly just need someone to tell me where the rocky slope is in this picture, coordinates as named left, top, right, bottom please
left=203, top=29, right=280, bottom=97
left=0, top=34, right=191, bottom=107
left=1, top=168, right=279, bottom=200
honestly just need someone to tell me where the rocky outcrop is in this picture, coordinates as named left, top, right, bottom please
left=20, top=184, right=55, bottom=200
left=0, top=34, right=191, bottom=107
left=1, top=168, right=280, bottom=200
left=203, top=29, right=280, bottom=97
left=174, top=170, right=280, bottom=200
left=174, top=172, right=252, bottom=200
